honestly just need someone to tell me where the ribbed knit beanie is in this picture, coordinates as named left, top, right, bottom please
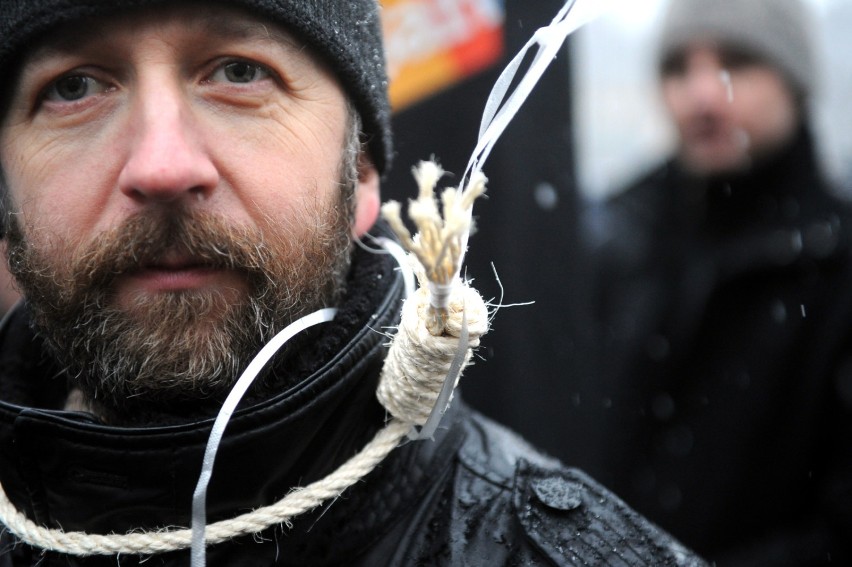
left=0, top=0, right=393, bottom=173
left=659, top=0, right=817, bottom=98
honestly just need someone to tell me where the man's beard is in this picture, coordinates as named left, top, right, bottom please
left=5, top=189, right=354, bottom=419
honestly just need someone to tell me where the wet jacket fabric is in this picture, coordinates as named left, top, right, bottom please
left=0, top=238, right=704, bottom=566
left=592, top=126, right=852, bottom=565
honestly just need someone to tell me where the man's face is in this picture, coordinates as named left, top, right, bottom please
left=660, top=42, right=799, bottom=176
left=0, top=4, right=380, bottom=417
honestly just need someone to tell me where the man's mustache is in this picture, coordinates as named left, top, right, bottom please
left=75, top=210, right=269, bottom=289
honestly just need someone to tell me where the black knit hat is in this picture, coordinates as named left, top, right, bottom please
left=0, top=0, right=393, bottom=173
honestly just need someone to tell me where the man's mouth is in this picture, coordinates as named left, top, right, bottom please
left=141, top=255, right=210, bottom=272
left=685, top=117, right=725, bottom=141
left=129, top=264, right=223, bottom=291
left=117, top=251, right=239, bottom=295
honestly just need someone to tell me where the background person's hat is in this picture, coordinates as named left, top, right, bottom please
left=659, top=0, right=817, bottom=98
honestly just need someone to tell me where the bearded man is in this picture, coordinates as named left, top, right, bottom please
left=0, top=1, right=704, bottom=565
left=591, top=0, right=852, bottom=563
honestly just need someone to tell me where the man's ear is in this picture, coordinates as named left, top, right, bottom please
left=352, top=151, right=380, bottom=238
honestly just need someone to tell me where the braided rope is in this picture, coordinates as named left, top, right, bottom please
left=0, top=420, right=410, bottom=555
left=378, top=284, right=488, bottom=426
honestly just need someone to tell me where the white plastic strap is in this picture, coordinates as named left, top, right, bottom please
left=0, top=300, right=21, bottom=334
left=453, top=0, right=605, bottom=272
left=414, top=0, right=607, bottom=440
left=460, top=0, right=607, bottom=190
left=427, top=280, right=455, bottom=312
left=408, top=308, right=469, bottom=441
left=375, top=236, right=415, bottom=300
left=191, top=307, right=338, bottom=567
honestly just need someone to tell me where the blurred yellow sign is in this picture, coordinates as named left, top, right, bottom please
left=382, top=0, right=505, bottom=111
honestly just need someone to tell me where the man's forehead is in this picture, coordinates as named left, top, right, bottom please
left=26, top=4, right=303, bottom=61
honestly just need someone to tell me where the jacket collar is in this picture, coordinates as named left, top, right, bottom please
left=666, top=124, right=833, bottom=236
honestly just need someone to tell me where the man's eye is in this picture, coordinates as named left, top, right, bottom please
left=660, top=53, right=686, bottom=77
left=212, top=61, right=270, bottom=84
left=44, top=75, right=107, bottom=102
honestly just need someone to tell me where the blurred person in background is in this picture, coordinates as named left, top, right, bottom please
left=592, top=0, right=852, bottom=563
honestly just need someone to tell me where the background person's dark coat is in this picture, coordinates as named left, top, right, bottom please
left=589, top=126, right=852, bottom=565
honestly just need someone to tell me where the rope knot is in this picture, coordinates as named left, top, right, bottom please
left=377, top=281, right=488, bottom=426
left=378, top=160, right=489, bottom=429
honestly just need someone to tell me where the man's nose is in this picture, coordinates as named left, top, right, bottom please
left=685, top=65, right=732, bottom=109
left=118, top=82, right=219, bottom=204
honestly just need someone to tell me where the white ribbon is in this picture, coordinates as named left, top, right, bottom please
left=408, top=308, right=469, bottom=441
left=460, top=0, right=607, bottom=190
left=375, top=236, right=415, bottom=300
left=191, top=307, right=338, bottom=567
left=415, top=0, right=606, bottom=434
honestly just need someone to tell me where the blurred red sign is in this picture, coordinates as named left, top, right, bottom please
left=382, top=0, right=505, bottom=111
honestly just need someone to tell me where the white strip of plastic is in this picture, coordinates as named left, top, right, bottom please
left=375, top=236, right=415, bottom=300
left=455, top=0, right=612, bottom=270
left=414, top=0, right=610, bottom=436
left=409, top=308, right=469, bottom=441
left=191, top=307, right=338, bottom=567
left=460, top=0, right=609, bottom=189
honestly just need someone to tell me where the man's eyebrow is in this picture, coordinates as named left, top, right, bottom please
left=26, top=29, right=91, bottom=61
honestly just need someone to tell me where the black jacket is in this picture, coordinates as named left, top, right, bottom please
left=0, top=238, right=703, bottom=565
left=592, top=126, right=852, bottom=564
